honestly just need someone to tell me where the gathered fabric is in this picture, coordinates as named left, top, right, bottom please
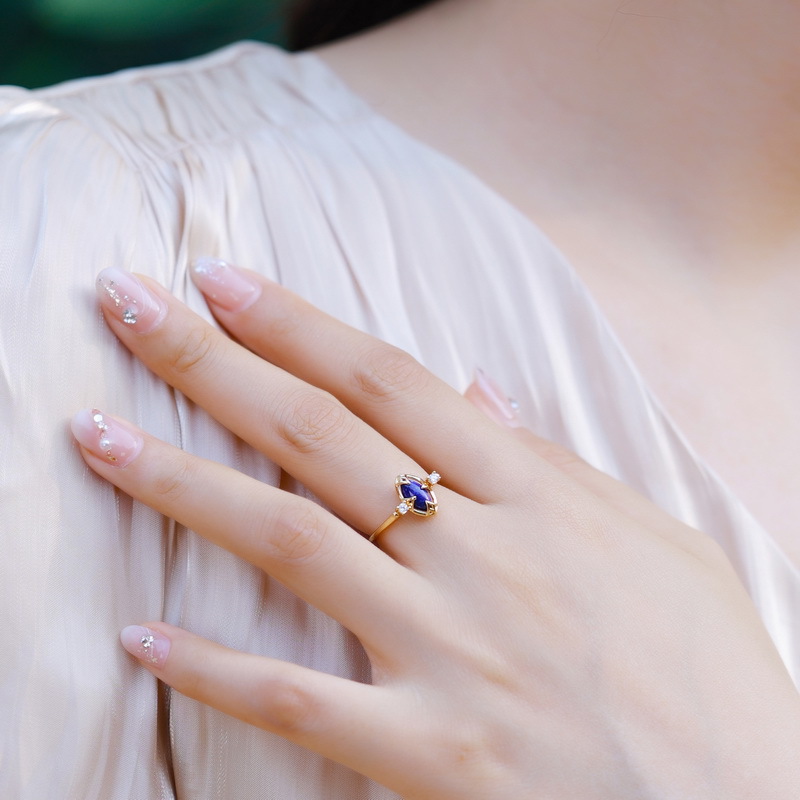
left=0, top=42, right=797, bottom=799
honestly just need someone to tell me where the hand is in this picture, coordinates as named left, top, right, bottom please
left=72, top=261, right=800, bottom=799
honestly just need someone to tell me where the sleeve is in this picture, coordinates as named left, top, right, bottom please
left=0, top=93, right=178, bottom=799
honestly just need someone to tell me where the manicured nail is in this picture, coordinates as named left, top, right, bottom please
left=472, top=369, right=522, bottom=427
left=191, top=257, right=261, bottom=312
left=96, top=268, right=166, bottom=333
left=120, top=625, right=171, bottom=667
left=71, top=408, right=144, bottom=467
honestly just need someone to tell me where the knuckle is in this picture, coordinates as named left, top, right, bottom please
left=152, top=456, right=193, bottom=504
left=261, top=501, right=329, bottom=566
left=167, top=325, right=217, bottom=376
left=276, top=390, right=354, bottom=456
left=426, top=722, right=506, bottom=787
left=445, top=730, right=492, bottom=771
left=259, top=676, right=323, bottom=736
left=544, top=486, right=619, bottom=547
left=352, top=345, right=424, bottom=404
left=535, top=439, right=590, bottom=475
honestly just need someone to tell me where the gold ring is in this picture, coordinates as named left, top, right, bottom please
left=369, top=472, right=440, bottom=543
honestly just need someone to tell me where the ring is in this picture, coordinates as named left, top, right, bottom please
left=369, top=471, right=440, bottom=543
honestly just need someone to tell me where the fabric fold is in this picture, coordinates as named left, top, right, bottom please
left=1, top=41, right=796, bottom=799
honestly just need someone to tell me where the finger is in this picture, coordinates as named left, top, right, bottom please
left=94, top=268, right=472, bottom=537
left=189, top=259, right=535, bottom=501
left=119, top=622, right=422, bottom=791
left=464, top=373, right=705, bottom=552
left=463, top=369, right=523, bottom=431
left=464, top=370, right=671, bottom=517
left=71, top=408, right=430, bottom=649
left=510, top=424, right=714, bottom=552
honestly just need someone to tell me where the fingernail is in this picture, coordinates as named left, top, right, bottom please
left=71, top=408, right=144, bottom=467
left=120, top=625, right=171, bottom=667
left=191, top=257, right=261, bottom=312
left=96, top=268, right=166, bottom=334
left=472, top=369, right=522, bottom=427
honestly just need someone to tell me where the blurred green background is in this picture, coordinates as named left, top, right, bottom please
left=1, top=0, right=289, bottom=89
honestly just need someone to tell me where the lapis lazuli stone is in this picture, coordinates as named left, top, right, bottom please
left=399, top=480, right=432, bottom=513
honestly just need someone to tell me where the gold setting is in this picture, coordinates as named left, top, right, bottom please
left=369, top=472, right=440, bottom=543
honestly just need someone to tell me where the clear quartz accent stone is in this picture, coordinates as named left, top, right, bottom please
left=141, top=634, right=154, bottom=649
left=122, top=308, right=138, bottom=324
left=427, top=471, right=440, bottom=485
left=92, top=413, right=103, bottom=424
left=397, top=502, right=410, bottom=515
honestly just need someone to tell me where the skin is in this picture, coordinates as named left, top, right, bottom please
left=74, top=267, right=800, bottom=798
left=315, top=0, right=800, bottom=565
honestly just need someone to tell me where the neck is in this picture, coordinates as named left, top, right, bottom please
left=508, top=0, right=800, bottom=272
left=320, top=0, right=800, bottom=282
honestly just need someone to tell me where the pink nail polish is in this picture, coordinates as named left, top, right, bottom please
left=71, top=408, right=144, bottom=467
left=191, top=257, right=261, bottom=312
left=473, top=369, right=522, bottom=428
left=96, top=268, right=166, bottom=333
left=120, top=625, right=171, bottom=667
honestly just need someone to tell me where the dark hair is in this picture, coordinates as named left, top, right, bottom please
left=285, top=0, right=434, bottom=51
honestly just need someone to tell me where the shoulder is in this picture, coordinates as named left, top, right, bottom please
left=0, top=43, right=368, bottom=174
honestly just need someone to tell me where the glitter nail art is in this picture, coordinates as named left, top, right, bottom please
left=94, top=268, right=166, bottom=333
left=71, top=408, right=144, bottom=468
left=97, top=276, right=139, bottom=325
left=137, top=630, right=164, bottom=665
left=91, top=409, right=117, bottom=462
left=120, top=625, right=171, bottom=666
left=473, top=368, right=522, bottom=428
left=191, top=257, right=261, bottom=312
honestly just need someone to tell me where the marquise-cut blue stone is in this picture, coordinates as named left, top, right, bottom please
left=399, top=481, right=432, bottom=513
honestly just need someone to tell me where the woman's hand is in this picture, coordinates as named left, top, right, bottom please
left=72, top=261, right=800, bottom=799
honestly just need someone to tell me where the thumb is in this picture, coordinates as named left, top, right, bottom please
left=465, top=369, right=673, bottom=529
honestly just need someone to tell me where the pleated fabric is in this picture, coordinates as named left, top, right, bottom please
left=0, top=41, right=797, bottom=799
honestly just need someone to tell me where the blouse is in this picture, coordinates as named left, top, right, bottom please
left=1, top=42, right=797, bottom=799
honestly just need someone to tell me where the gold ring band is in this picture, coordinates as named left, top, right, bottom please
left=369, top=472, right=440, bottom=543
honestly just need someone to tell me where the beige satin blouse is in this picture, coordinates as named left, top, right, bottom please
left=1, top=42, right=797, bottom=799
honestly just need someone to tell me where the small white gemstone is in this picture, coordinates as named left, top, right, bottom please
left=427, top=471, right=440, bottom=485
left=141, top=634, right=154, bottom=650
left=99, top=438, right=111, bottom=450
left=92, top=413, right=104, bottom=424
left=396, top=502, right=410, bottom=515
left=122, top=308, right=138, bottom=324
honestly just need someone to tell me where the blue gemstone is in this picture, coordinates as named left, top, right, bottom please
left=399, top=480, right=432, bottom=513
